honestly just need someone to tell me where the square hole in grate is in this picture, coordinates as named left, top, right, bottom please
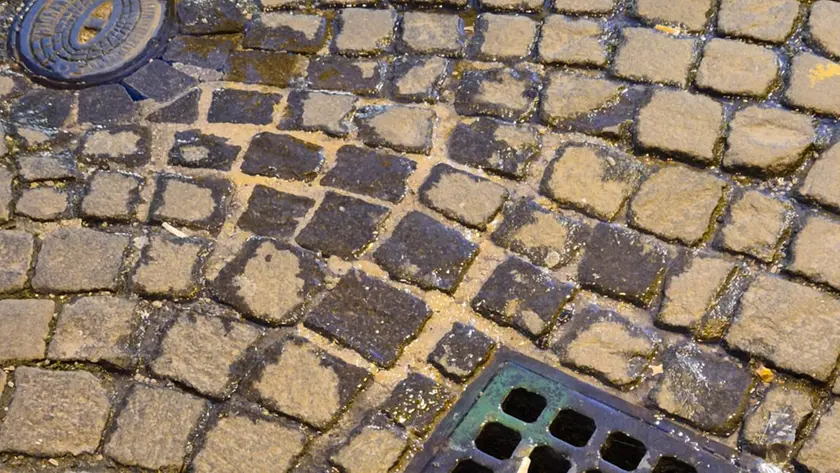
left=475, top=422, right=522, bottom=460
left=502, top=387, right=547, bottom=423
left=652, top=457, right=697, bottom=473
left=549, top=409, right=597, bottom=447
left=528, top=446, right=571, bottom=473
left=452, top=459, right=493, bottom=473
left=601, top=432, right=647, bottom=471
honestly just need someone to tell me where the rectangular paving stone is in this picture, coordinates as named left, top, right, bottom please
left=241, top=132, right=325, bottom=181
left=330, top=416, right=408, bottom=473
left=16, top=151, right=79, bottom=182
left=472, top=256, right=574, bottom=338
left=613, top=27, right=697, bottom=87
left=78, top=125, right=151, bottom=167
left=428, top=323, right=495, bottom=382
left=634, top=0, right=714, bottom=32
left=540, top=71, right=635, bottom=134
left=78, top=84, right=135, bottom=125
left=322, top=145, right=416, bottom=203
left=419, top=163, right=508, bottom=230
left=225, top=50, right=310, bottom=87
left=32, top=228, right=130, bottom=293
left=742, top=382, right=816, bottom=462
left=236, top=185, right=315, bottom=240
left=447, top=118, right=540, bottom=179
left=474, top=14, right=538, bottom=61
left=307, top=56, right=385, bottom=95
left=390, top=56, right=451, bottom=103
left=454, top=64, right=541, bottom=121
left=244, top=12, right=327, bottom=53
left=81, top=171, right=143, bottom=222
left=10, top=89, right=73, bottom=130
left=147, top=88, right=201, bottom=123
left=305, top=269, right=432, bottom=367
left=799, top=141, right=840, bottom=211
left=696, top=38, right=780, bottom=97
left=0, top=230, right=34, bottom=293
left=208, top=88, right=283, bottom=125
left=168, top=129, right=242, bottom=171
left=797, top=399, right=840, bottom=472
left=717, top=0, right=799, bottom=43
left=131, top=234, right=208, bottom=298
left=723, top=106, right=815, bottom=176
left=538, top=15, right=607, bottom=67
left=177, top=0, right=249, bottom=34
left=15, top=185, right=74, bottom=221
left=785, top=52, right=840, bottom=117
left=809, top=0, right=840, bottom=59
left=788, top=215, right=840, bottom=291
left=149, top=174, right=233, bottom=232
left=373, top=211, right=479, bottom=294
left=0, top=368, right=111, bottom=457
left=333, top=8, right=397, bottom=55
left=296, top=191, right=390, bottom=259
left=283, top=90, right=357, bottom=137
left=399, top=12, right=466, bottom=57
left=0, top=167, right=12, bottom=223
left=163, top=35, right=237, bottom=72
left=718, top=189, right=793, bottom=262
left=379, top=372, right=451, bottom=433
left=123, top=60, right=198, bottom=102
left=0, top=299, right=54, bottom=363
left=554, top=0, right=614, bottom=13
left=355, top=105, right=435, bottom=155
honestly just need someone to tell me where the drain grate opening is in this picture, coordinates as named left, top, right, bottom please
left=452, top=459, right=493, bottom=473
left=549, top=409, right=597, bottom=447
left=475, top=422, right=522, bottom=459
left=601, top=432, right=647, bottom=471
left=652, top=457, right=697, bottom=473
left=502, top=387, right=547, bottom=423
left=528, top=446, right=571, bottom=473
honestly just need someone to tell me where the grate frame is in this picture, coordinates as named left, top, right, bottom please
left=408, top=349, right=767, bottom=473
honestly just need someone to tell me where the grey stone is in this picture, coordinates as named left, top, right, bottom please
left=723, top=106, right=814, bottom=176
left=322, top=145, right=416, bottom=203
left=131, top=234, right=208, bottom=298
left=785, top=52, right=840, bottom=117
left=244, top=12, right=327, bottom=53
left=380, top=373, right=450, bottom=433
left=296, top=191, right=390, bottom=259
left=419, top=163, right=508, bottom=230
left=634, top=0, right=714, bottom=32
left=147, top=88, right=202, bottom=124
left=149, top=174, right=233, bottom=232
left=284, top=90, right=357, bottom=137
left=719, top=189, right=792, bottom=262
left=0, top=230, right=34, bottom=293
left=236, top=185, right=315, bottom=240
left=797, top=399, right=840, bottom=473
left=32, top=228, right=130, bottom=293
left=0, top=167, right=12, bottom=222
left=400, top=12, right=466, bottom=57
left=163, top=35, right=237, bottom=71
left=448, top=118, right=540, bottom=179
left=390, top=56, right=451, bottom=103
left=800, top=141, right=840, bottom=211
left=81, top=171, right=143, bottom=221
left=208, top=88, right=282, bottom=125
left=226, top=50, right=310, bottom=87
left=355, top=105, right=435, bottom=155
left=15, top=185, right=73, bottom=221
left=789, top=215, right=840, bottom=291
left=177, top=0, right=252, bottom=34
left=307, top=56, right=384, bottom=95
left=331, top=419, right=407, bottom=473
left=614, top=27, right=697, bottom=87
left=168, top=129, right=242, bottom=171
left=0, top=299, right=54, bottom=362
left=696, top=38, right=780, bottom=97
left=16, top=151, right=79, bottom=182
left=743, top=382, right=816, bottom=461
left=718, top=0, right=799, bottom=43
left=475, top=14, right=538, bottom=61
left=809, top=0, right=840, bottom=59
left=78, top=84, right=135, bottom=125
left=554, top=0, right=614, bottom=13
left=241, top=132, right=324, bottom=182
left=455, top=64, right=541, bottom=121
left=429, top=323, right=495, bottom=382
left=78, top=125, right=151, bottom=167
left=334, top=9, right=397, bottom=55
left=123, top=60, right=199, bottom=102
left=538, top=15, right=607, bottom=67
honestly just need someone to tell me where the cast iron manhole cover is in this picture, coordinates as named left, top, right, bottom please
left=409, top=350, right=767, bottom=473
left=8, top=0, right=170, bottom=87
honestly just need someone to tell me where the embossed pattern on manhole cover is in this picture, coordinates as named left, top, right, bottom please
left=9, top=0, right=170, bottom=86
left=409, top=350, right=764, bottom=473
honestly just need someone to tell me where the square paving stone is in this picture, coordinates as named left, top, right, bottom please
left=474, top=14, right=538, bottom=61
left=419, top=163, right=508, bottom=230
left=334, top=8, right=397, bottom=55
left=15, top=185, right=74, bottom=221
left=78, top=84, right=135, bottom=125
left=633, top=0, right=714, bottom=32
left=400, top=12, right=466, bottom=57
left=163, top=35, right=237, bottom=71
left=284, top=90, right=357, bottom=137
left=797, top=399, right=840, bottom=472
left=629, top=165, right=727, bottom=246
left=479, top=0, right=542, bottom=11
left=390, top=56, right=451, bottom=103
left=473, top=257, right=574, bottom=338
left=168, top=129, right=242, bottom=171
left=296, top=191, right=390, bottom=259
left=241, top=132, right=324, bottom=181
left=208, top=88, right=283, bottom=125
left=799, top=142, right=840, bottom=211
left=16, top=151, right=79, bottom=182
left=0, top=167, right=10, bottom=223
left=226, top=50, right=310, bottom=87
left=10, top=89, right=74, bottom=130
left=322, top=145, right=416, bottom=203
left=81, top=171, right=143, bottom=222
left=742, top=382, right=816, bottom=461
left=78, top=125, right=151, bottom=167
left=380, top=372, right=451, bottom=433
left=0, top=230, right=34, bottom=293
left=492, top=199, right=588, bottom=268
left=454, top=65, right=541, bottom=121
left=723, top=106, right=815, bottom=176
left=613, top=27, right=697, bottom=87
left=725, top=274, right=840, bottom=382
left=151, top=310, right=262, bottom=398
left=305, top=269, right=432, bottom=367
left=212, top=238, right=326, bottom=325
left=149, top=174, right=233, bottom=232
left=307, top=56, right=385, bottom=95
left=32, top=228, right=130, bottom=293
left=244, top=12, right=327, bottom=53
left=373, top=211, right=479, bottom=293
left=104, top=384, right=207, bottom=470
left=48, top=296, right=140, bottom=369
left=549, top=305, right=658, bottom=388
left=177, top=0, right=249, bottom=34
left=429, top=323, right=495, bottom=382
left=579, top=223, right=670, bottom=307
left=191, top=411, right=308, bottom=473
left=131, top=234, right=209, bottom=298
left=635, top=89, right=725, bottom=164
left=330, top=416, right=408, bottom=473
left=123, top=60, right=198, bottom=102
left=555, top=0, right=614, bottom=13
left=0, top=368, right=111, bottom=456
left=788, top=215, right=840, bottom=291
left=246, top=335, right=370, bottom=429
left=355, top=105, right=435, bottom=155
left=0, top=299, right=54, bottom=362
left=809, top=0, right=840, bottom=59
left=538, top=15, right=607, bottom=67
left=649, top=343, right=753, bottom=435
left=717, top=0, right=799, bottom=43
left=696, top=38, right=780, bottom=97
left=785, top=52, right=840, bottom=118
left=448, top=118, right=540, bottom=179
left=541, top=143, right=644, bottom=221
left=718, top=189, right=793, bottom=262
left=236, top=185, right=315, bottom=240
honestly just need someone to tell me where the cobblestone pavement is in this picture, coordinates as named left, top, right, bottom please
left=3, top=0, right=840, bottom=472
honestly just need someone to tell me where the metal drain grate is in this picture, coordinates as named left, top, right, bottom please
left=409, top=350, right=764, bottom=473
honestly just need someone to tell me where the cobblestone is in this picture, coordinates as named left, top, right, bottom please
left=786, top=53, right=840, bottom=117
left=696, top=38, right=780, bottom=97
left=149, top=174, right=233, bottom=232
left=800, top=142, right=840, bottom=210
left=788, top=215, right=840, bottom=290
left=717, top=0, right=799, bottom=43
left=208, top=88, right=282, bottom=125
left=32, top=228, right=130, bottom=293
left=0, top=168, right=12, bottom=223
left=163, top=36, right=237, bottom=72
left=614, top=27, right=697, bottom=87
left=355, top=105, right=435, bottom=155
left=244, top=12, right=327, bottom=53
left=723, top=106, right=815, bottom=176
left=149, top=89, right=202, bottom=124
left=0, top=230, right=34, bottom=294
left=307, top=56, right=384, bottom=95
left=10, top=89, right=73, bottom=130
left=16, top=151, right=78, bottom=182
left=474, top=14, right=538, bottom=61
left=390, top=56, right=451, bottom=103
left=554, top=0, right=614, bottom=14
left=742, top=382, right=816, bottom=461
left=177, top=0, right=250, bottom=34
left=334, top=9, right=396, bottom=55
left=322, top=145, right=416, bottom=203
left=284, top=90, right=357, bottom=137
left=797, top=400, right=840, bottom=472
left=79, top=125, right=151, bottom=167
left=419, top=163, right=508, bottom=230
left=226, top=50, right=309, bottom=87
left=81, top=171, right=143, bottom=221
left=331, top=420, right=407, bottom=473
left=123, top=60, right=198, bottom=102
left=400, top=12, right=466, bottom=57
left=448, top=118, right=540, bottom=179
left=297, top=191, right=390, bottom=259
left=78, top=84, right=135, bottom=125
left=809, top=0, right=840, bottom=59
left=131, top=234, right=208, bottom=298
left=168, top=130, right=241, bottom=171
left=241, top=132, right=324, bottom=181
left=719, top=189, right=792, bottom=262
left=538, top=15, right=607, bottom=67
left=634, top=0, right=713, bottom=32
left=428, top=323, right=495, bottom=382
left=455, top=65, right=541, bottom=121
left=236, top=185, right=315, bottom=240
left=0, top=299, right=54, bottom=362
left=381, top=373, right=450, bottom=433
left=15, top=185, right=73, bottom=221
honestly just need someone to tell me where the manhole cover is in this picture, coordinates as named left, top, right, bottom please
left=8, top=0, right=171, bottom=87
left=409, top=350, right=765, bottom=473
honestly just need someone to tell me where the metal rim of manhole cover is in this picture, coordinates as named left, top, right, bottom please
left=409, top=350, right=769, bottom=473
left=8, top=0, right=172, bottom=87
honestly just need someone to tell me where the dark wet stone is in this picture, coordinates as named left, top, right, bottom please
left=491, top=199, right=588, bottom=268
left=649, top=343, right=753, bottom=435
left=225, top=50, right=310, bottom=87
left=380, top=373, right=450, bottom=433
left=148, top=174, right=233, bottom=231
left=373, top=211, right=479, bottom=293
left=399, top=12, right=466, bottom=57
left=81, top=171, right=144, bottom=222
left=78, top=84, right=135, bottom=125
left=177, top=0, right=252, bottom=34
left=237, top=185, right=315, bottom=240
left=78, top=125, right=151, bottom=167
left=163, top=35, right=238, bottom=71
left=390, top=56, right=451, bottom=103
left=419, top=163, right=508, bottom=230
left=296, top=191, right=390, bottom=259
left=578, top=222, right=670, bottom=307
left=15, top=185, right=75, bottom=221
left=448, top=118, right=540, bottom=179
left=473, top=257, right=574, bottom=338
left=123, top=60, right=199, bottom=102
left=307, top=56, right=384, bottom=95
left=322, top=145, right=416, bottom=203
left=454, top=65, right=541, bottom=121
left=168, top=130, right=241, bottom=171
left=147, top=89, right=201, bottom=124
left=10, top=89, right=74, bottom=129
left=208, top=89, right=283, bottom=125
left=428, top=323, right=495, bottom=382
left=305, top=269, right=432, bottom=367
left=241, top=132, right=324, bottom=181
left=244, top=12, right=327, bottom=53
left=16, top=151, right=79, bottom=182
left=213, top=239, right=326, bottom=325
left=282, top=89, right=358, bottom=137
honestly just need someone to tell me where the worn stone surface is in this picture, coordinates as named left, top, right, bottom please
left=380, top=373, right=450, bottom=432
left=629, top=165, right=726, bottom=246
left=0, top=168, right=12, bottom=223
left=810, top=0, right=840, bottom=59
left=797, top=400, right=840, bottom=473
left=614, top=27, right=697, bottom=87
left=429, top=323, right=495, bottom=382
left=473, top=257, right=574, bottom=338
left=634, top=0, right=713, bottom=31
left=307, top=56, right=384, bottom=95
left=285, top=90, right=357, bottom=137
left=16, top=151, right=79, bottom=182
left=296, top=191, right=390, bottom=259
left=448, top=118, right=540, bottom=179
left=657, top=256, right=737, bottom=337
left=244, top=12, right=327, bottom=53
left=554, top=0, right=614, bottom=13
left=726, top=274, right=840, bottom=382
left=331, top=422, right=407, bottom=473
left=334, top=9, right=396, bottom=55
left=720, top=189, right=792, bottom=262
left=800, top=142, right=840, bottom=210
left=306, top=270, right=432, bottom=367
left=540, top=71, right=640, bottom=136
left=226, top=50, right=310, bottom=87
left=0, top=230, right=34, bottom=294
left=718, top=0, right=799, bottom=43
left=177, top=0, right=250, bottom=34
left=355, top=105, right=435, bottom=154
left=10, top=89, right=73, bottom=130
left=538, top=15, right=607, bottom=67
left=322, top=145, right=416, bottom=203
left=400, top=12, right=466, bottom=57
left=241, top=132, right=324, bottom=181
left=15, top=185, right=72, bottom=221
left=723, top=106, right=815, bottom=176
left=32, top=228, right=130, bottom=293
left=147, top=88, right=202, bottom=124
left=236, top=185, right=315, bottom=240
left=78, top=84, right=135, bottom=125
left=789, top=216, right=840, bottom=290
left=419, top=163, right=508, bottom=230
left=479, top=0, right=541, bottom=11
left=132, top=234, right=207, bottom=298
left=0, top=368, right=111, bottom=456
left=164, top=35, right=236, bottom=71
left=149, top=174, right=232, bottom=231
left=168, top=130, right=242, bottom=171
left=208, top=88, right=283, bottom=125
left=78, top=125, right=151, bottom=167
left=390, top=56, right=450, bottom=103
left=455, top=65, right=541, bottom=121
left=786, top=52, right=840, bottom=117
left=123, top=60, right=199, bottom=102
left=475, top=14, right=538, bottom=61
left=696, top=38, right=780, bottom=97
left=81, top=171, right=143, bottom=221
left=743, top=382, right=816, bottom=461
left=0, top=299, right=55, bottom=362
